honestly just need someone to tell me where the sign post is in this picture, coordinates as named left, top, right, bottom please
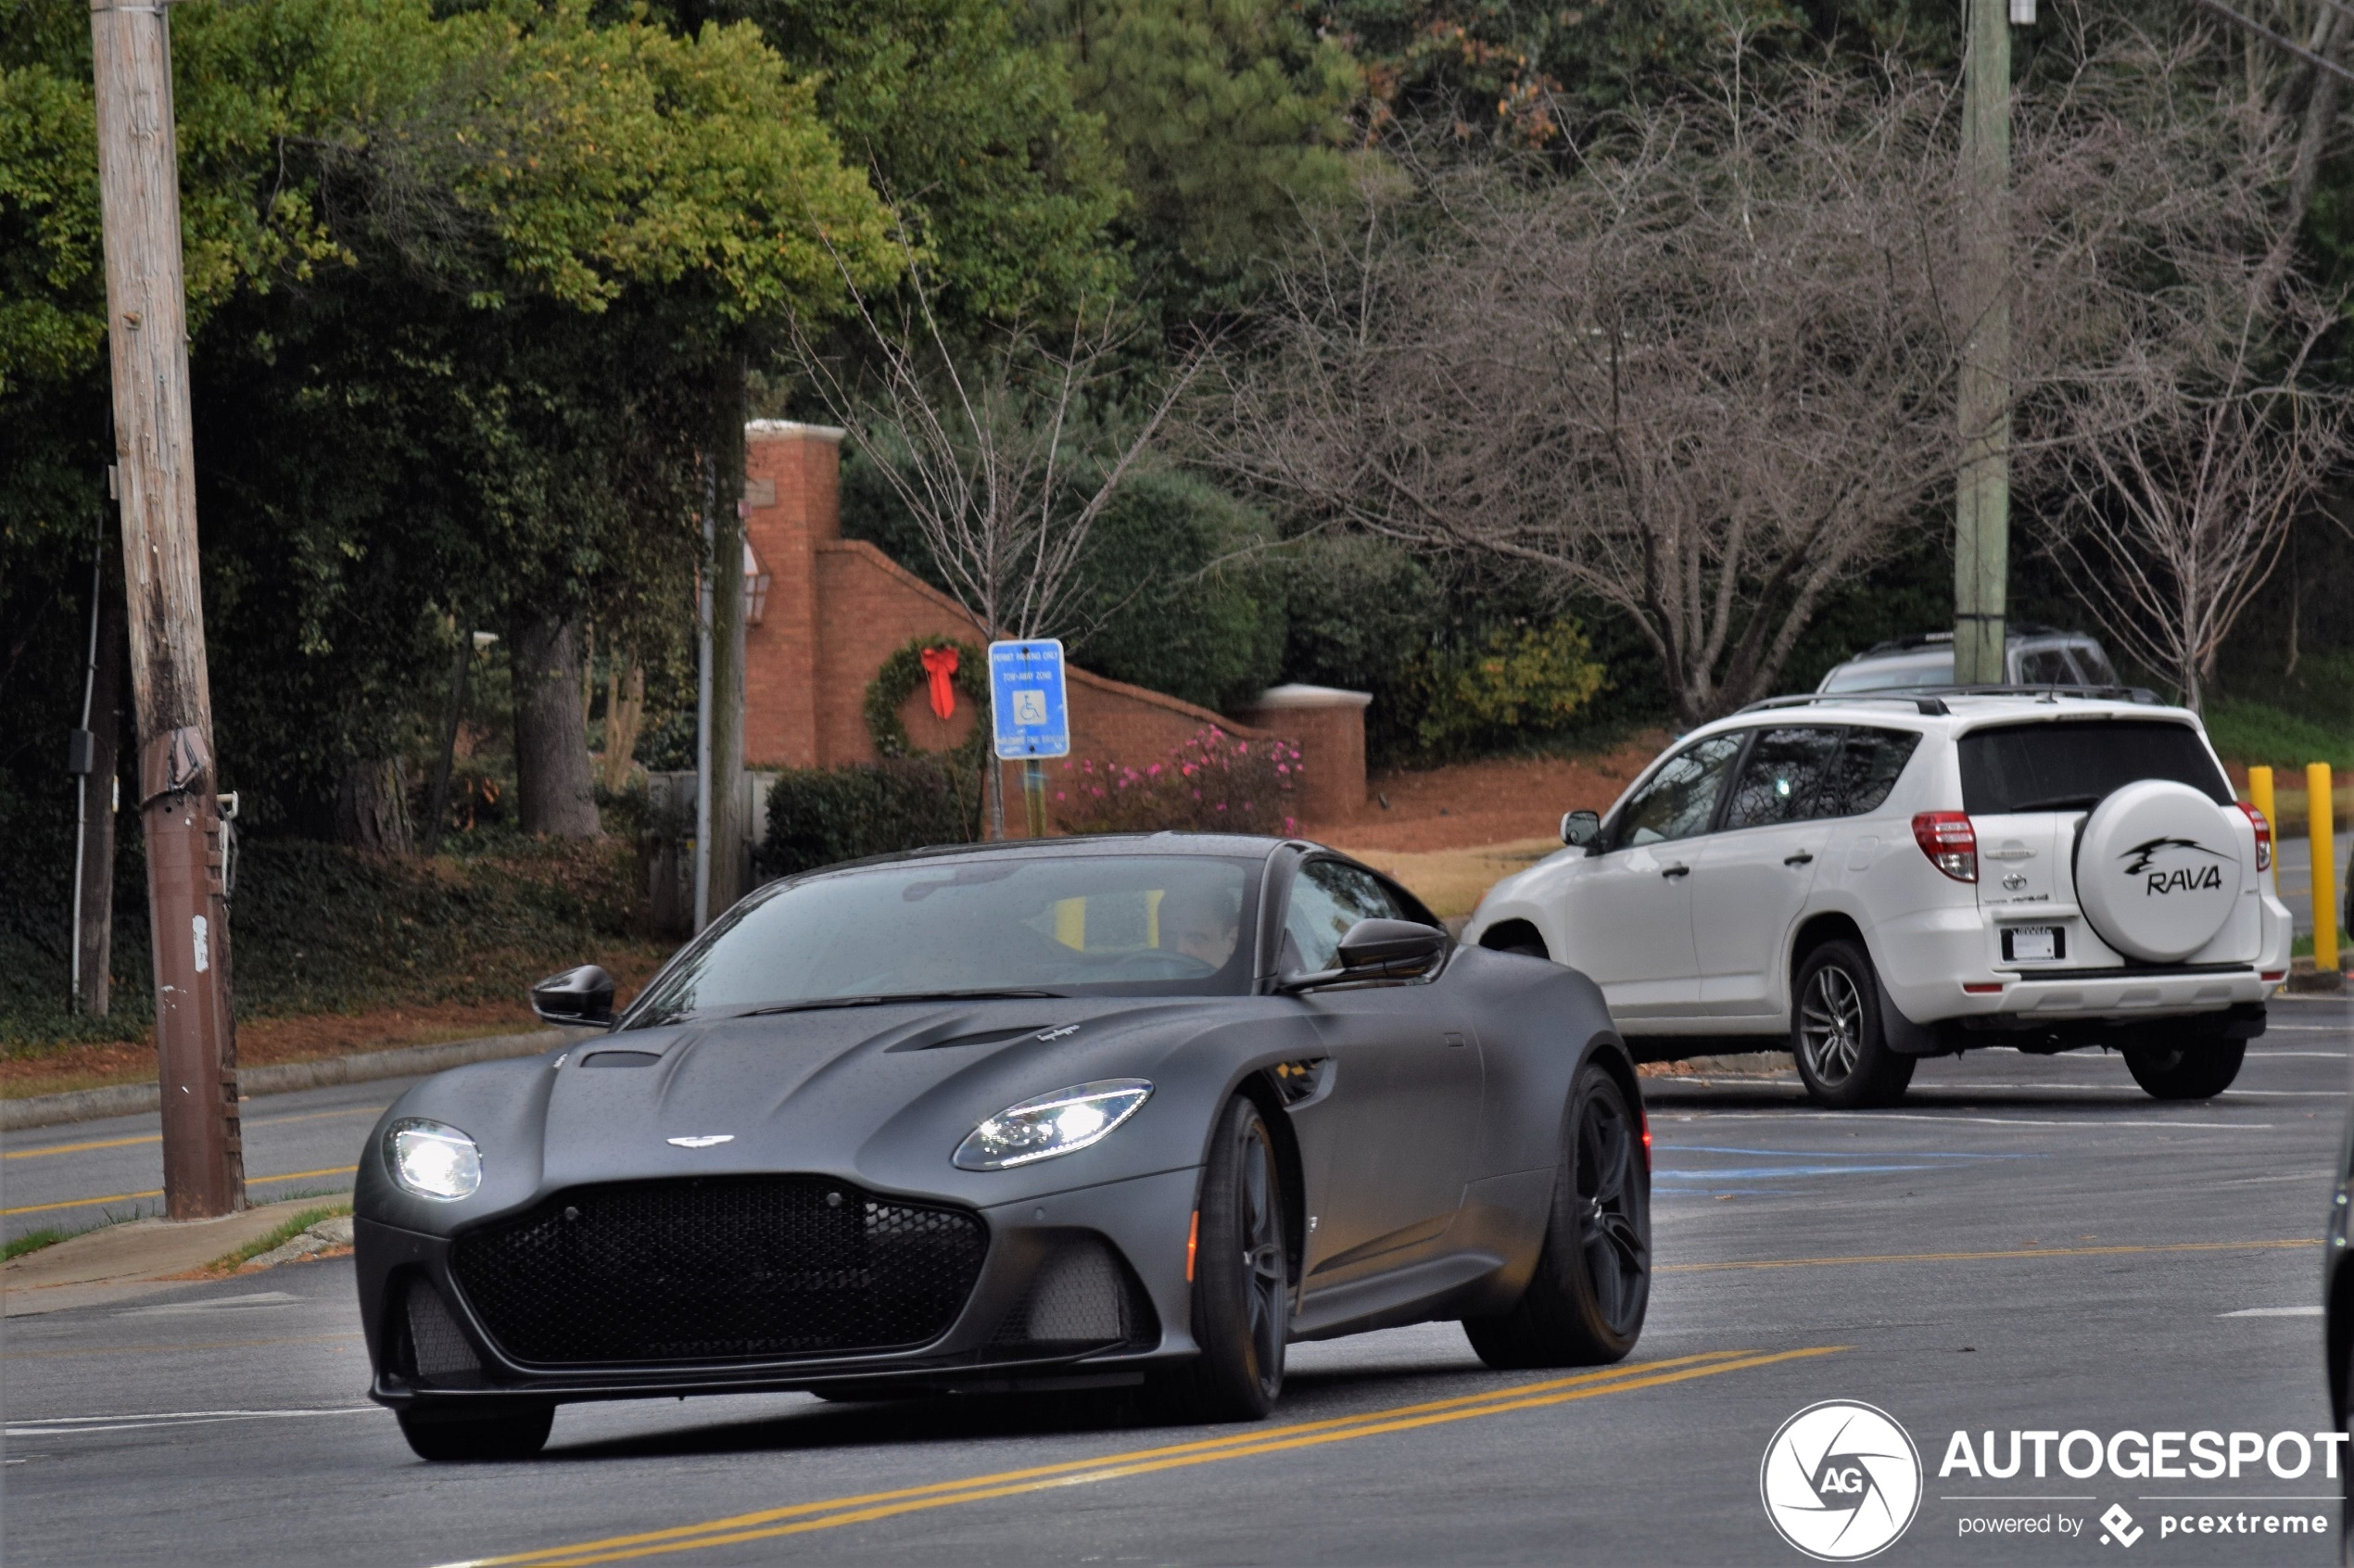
left=989, top=640, right=1070, bottom=839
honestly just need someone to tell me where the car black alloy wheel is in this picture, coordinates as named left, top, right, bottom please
left=397, top=1402, right=553, bottom=1462
left=1790, top=939, right=1915, bottom=1109
left=1574, top=1080, right=1647, bottom=1339
left=2122, top=1038, right=2246, bottom=1100
left=1464, top=1059, right=1651, bottom=1369
left=1158, top=1094, right=1289, bottom=1422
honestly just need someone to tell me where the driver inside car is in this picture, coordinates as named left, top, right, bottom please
left=1161, top=884, right=1241, bottom=969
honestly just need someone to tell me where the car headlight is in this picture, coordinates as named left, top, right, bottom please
left=954, top=1080, right=1153, bottom=1170
left=386, top=1118, right=482, bottom=1200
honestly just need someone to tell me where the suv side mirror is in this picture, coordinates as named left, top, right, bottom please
left=1561, top=810, right=1601, bottom=850
left=532, top=964, right=614, bottom=1027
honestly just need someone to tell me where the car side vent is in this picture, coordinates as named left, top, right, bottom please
left=993, top=1235, right=1156, bottom=1351
left=579, top=1051, right=662, bottom=1069
left=402, top=1276, right=485, bottom=1386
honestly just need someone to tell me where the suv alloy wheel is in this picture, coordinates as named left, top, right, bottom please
left=1790, top=939, right=1916, bottom=1108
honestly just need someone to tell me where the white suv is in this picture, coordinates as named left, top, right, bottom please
left=1463, top=693, right=2295, bottom=1107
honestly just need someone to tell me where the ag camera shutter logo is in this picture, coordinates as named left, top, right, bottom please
left=1761, top=1400, right=1922, bottom=1561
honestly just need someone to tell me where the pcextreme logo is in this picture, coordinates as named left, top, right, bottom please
left=1762, top=1400, right=1924, bottom=1562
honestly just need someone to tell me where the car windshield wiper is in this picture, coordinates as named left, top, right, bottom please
left=2005, top=793, right=2103, bottom=812
left=730, top=988, right=1068, bottom=1018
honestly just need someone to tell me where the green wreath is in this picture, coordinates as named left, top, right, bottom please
left=865, top=637, right=990, bottom=769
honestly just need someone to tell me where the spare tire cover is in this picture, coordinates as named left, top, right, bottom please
left=2073, top=779, right=2243, bottom=962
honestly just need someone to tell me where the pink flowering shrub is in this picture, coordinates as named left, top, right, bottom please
left=1053, top=727, right=1301, bottom=837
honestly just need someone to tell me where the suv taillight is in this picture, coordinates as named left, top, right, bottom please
left=2237, top=801, right=2273, bottom=873
left=1912, top=812, right=1978, bottom=882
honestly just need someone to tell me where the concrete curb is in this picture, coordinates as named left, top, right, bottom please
left=1, top=1029, right=570, bottom=1132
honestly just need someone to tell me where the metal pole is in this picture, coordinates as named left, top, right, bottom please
left=693, top=480, right=714, bottom=933
left=2312, top=762, right=2340, bottom=976
left=70, top=512, right=105, bottom=1010
left=1954, top=0, right=2015, bottom=687
left=89, top=0, right=242, bottom=1217
left=1022, top=759, right=1046, bottom=840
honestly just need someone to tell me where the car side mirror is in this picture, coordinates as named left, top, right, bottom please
left=1561, top=810, right=1601, bottom=850
left=532, top=964, right=614, bottom=1027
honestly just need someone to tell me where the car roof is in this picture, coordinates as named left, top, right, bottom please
left=801, top=832, right=1300, bottom=879
left=1842, top=625, right=2095, bottom=662
left=1714, top=689, right=2196, bottom=735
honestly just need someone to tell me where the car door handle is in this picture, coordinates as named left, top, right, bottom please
left=1783, top=852, right=1815, bottom=866
left=1660, top=863, right=1690, bottom=879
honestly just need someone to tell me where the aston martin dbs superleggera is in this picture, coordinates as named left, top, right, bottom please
left=353, top=834, right=1650, bottom=1460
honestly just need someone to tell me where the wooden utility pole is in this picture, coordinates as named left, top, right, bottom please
left=90, top=0, right=244, bottom=1218
left=1954, top=0, right=2017, bottom=687
left=706, top=369, right=748, bottom=914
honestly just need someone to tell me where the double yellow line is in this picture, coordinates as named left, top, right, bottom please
left=1, top=1164, right=359, bottom=1218
left=446, top=1345, right=1841, bottom=1568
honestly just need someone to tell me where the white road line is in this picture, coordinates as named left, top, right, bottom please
left=116, top=1291, right=304, bottom=1317
left=1669, top=1111, right=2272, bottom=1129
left=2219, top=1305, right=2324, bottom=1318
left=6, top=1407, right=375, bottom=1436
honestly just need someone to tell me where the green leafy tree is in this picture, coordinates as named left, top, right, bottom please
left=3, top=0, right=901, bottom=842
left=697, top=0, right=1127, bottom=320
left=1044, top=0, right=1364, bottom=285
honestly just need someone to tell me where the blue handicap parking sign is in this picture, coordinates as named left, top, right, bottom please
left=989, top=639, right=1070, bottom=759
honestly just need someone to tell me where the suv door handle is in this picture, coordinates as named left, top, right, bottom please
left=1660, top=863, right=1690, bottom=879
left=1783, top=852, right=1815, bottom=866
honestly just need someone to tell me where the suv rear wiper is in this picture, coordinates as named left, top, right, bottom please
left=2005, top=794, right=2102, bottom=812
left=733, top=988, right=1067, bottom=1018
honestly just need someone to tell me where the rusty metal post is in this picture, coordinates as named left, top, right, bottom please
left=90, top=0, right=243, bottom=1216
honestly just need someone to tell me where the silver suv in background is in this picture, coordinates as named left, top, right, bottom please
left=1818, top=628, right=2120, bottom=695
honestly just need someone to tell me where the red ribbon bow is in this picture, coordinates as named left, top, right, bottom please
left=919, top=646, right=959, bottom=720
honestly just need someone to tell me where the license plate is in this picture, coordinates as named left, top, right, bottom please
left=2008, top=926, right=2057, bottom=962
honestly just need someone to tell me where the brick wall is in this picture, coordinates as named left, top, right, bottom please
left=738, top=421, right=1368, bottom=833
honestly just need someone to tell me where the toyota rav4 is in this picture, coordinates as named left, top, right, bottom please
left=1463, top=692, right=2294, bottom=1107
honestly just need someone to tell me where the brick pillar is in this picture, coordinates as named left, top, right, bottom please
left=741, top=421, right=843, bottom=768
left=1238, top=684, right=1371, bottom=828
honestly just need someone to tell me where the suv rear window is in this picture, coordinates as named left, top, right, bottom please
left=1958, top=721, right=2229, bottom=814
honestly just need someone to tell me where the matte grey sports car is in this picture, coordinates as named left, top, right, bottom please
left=354, top=834, right=1649, bottom=1461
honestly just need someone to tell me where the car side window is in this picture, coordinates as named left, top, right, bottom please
left=1283, top=860, right=1399, bottom=973
left=2018, top=648, right=2072, bottom=685
left=1816, top=727, right=1922, bottom=817
left=2069, top=644, right=2118, bottom=685
left=1610, top=735, right=1744, bottom=848
left=1722, top=727, right=1843, bottom=830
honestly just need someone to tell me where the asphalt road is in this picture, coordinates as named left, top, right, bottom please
left=4, top=994, right=2349, bottom=1567
left=3, top=1078, right=408, bottom=1245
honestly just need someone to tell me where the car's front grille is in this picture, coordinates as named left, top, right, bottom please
left=449, top=1176, right=988, bottom=1366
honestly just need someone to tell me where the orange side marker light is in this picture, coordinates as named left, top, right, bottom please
left=1186, top=1210, right=1199, bottom=1283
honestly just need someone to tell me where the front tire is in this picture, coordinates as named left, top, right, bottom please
left=1463, top=1059, right=1650, bottom=1369
left=1791, top=940, right=1915, bottom=1108
left=1158, top=1094, right=1290, bottom=1422
left=396, top=1403, right=552, bottom=1461
left=2123, top=1038, right=2245, bottom=1100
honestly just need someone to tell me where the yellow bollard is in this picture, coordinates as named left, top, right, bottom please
left=2311, top=762, right=2339, bottom=975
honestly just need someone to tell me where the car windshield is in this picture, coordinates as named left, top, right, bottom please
left=1821, top=651, right=1953, bottom=692
left=1958, top=721, right=2231, bottom=814
left=624, top=854, right=1260, bottom=1026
